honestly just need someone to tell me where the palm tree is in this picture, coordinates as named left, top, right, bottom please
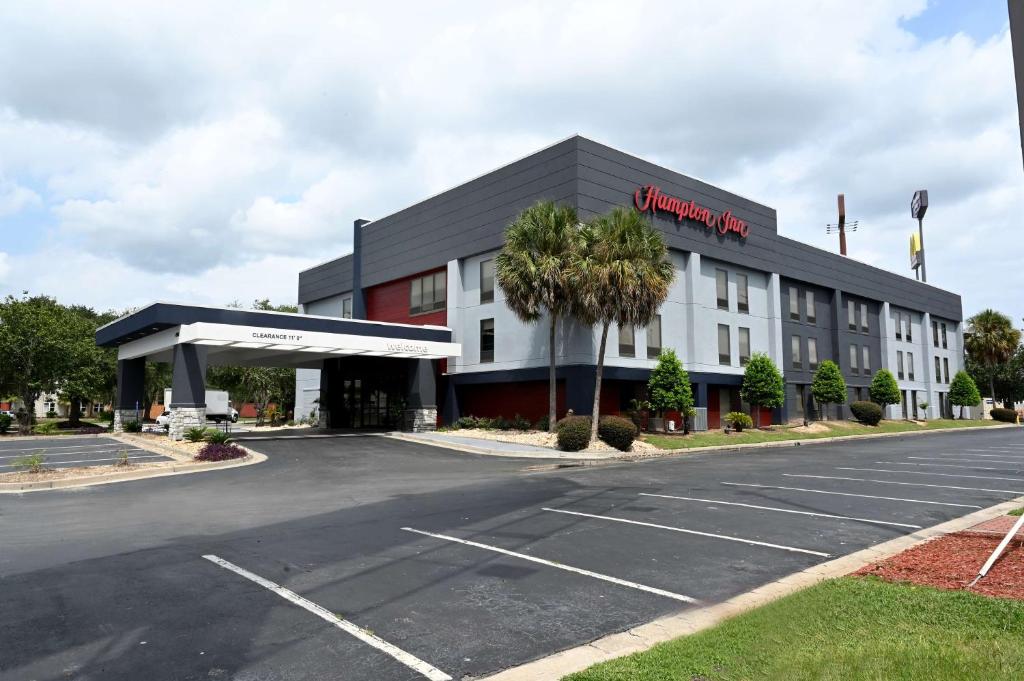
left=572, top=207, right=675, bottom=444
left=495, top=201, right=582, bottom=432
left=965, top=309, right=1022, bottom=409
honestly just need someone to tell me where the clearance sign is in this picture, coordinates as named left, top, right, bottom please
left=634, top=185, right=750, bottom=239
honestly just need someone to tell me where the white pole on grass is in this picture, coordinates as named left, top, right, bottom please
left=969, top=512, right=1024, bottom=587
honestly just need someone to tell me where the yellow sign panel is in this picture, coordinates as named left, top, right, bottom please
left=909, top=233, right=921, bottom=268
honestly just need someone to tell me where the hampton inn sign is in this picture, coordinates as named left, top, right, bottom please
left=634, top=184, right=750, bottom=239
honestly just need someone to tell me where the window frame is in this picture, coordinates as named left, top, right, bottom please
left=739, top=327, right=751, bottom=366
left=646, top=315, right=662, bottom=359
left=716, top=269, right=729, bottom=311
left=907, top=352, right=915, bottom=381
left=807, top=337, right=818, bottom=370
left=849, top=344, right=859, bottom=374
left=409, top=271, right=447, bottom=315
left=848, top=300, right=856, bottom=331
left=862, top=345, right=870, bottom=376
left=479, top=318, right=495, bottom=363
left=805, top=290, right=816, bottom=324
left=860, top=303, right=869, bottom=333
left=736, top=273, right=749, bottom=313
left=896, top=311, right=903, bottom=341
left=934, top=356, right=941, bottom=383
left=618, top=324, right=635, bottom=358
left=789, top=286, right=800, bottom=321
left=943, top=357, right=950, bottom=383
left=941, top=323, right=948, bottom=349
left=718, top=324, right=731, bottom=365
left=480, top=259, right=495, bottom=304
left=341, top=297, right=353, bottom=319
left=791, top=335, right=802, bottom=370
left=897, top=350, right=905, bottom=380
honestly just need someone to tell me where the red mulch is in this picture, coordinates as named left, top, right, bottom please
left=854, top=529, right=1024, bottom=600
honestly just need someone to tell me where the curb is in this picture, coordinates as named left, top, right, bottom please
left=629, top=422, right=1019, bottom=459
left=0, top=436, right=267, bottom=493
left=481, top=495, right=1024, bottom=681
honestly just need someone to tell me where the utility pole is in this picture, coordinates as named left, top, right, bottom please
left=826, top=194, right=857, bottom=255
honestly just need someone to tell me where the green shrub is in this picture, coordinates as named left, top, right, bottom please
left=991, top=407, right=1017, bottom=423
left=205, top=429, right=231, bottom=444
left=98, top=410, right=115, bottom=423
left=0, top=414, right=11, bottom=434
left=33, top=422, right=58, bottom=435
left=512, top=414, right=532, bottom=431
left=492, top=416, right=513, bottom=430
left=534, top=415, right=551, bottom=431
left=598, top=415, right=637, bottom=451
left=14, top=451, right=46, bottom=473
left=850, top=400, right=883, bottom=426
left=453, top=416, right=477, bottom=429
left=475, top=417, right=494, bottom=430
left=122, top=420, right=142, bottom=433
left=949, top=371, right=982, bottom=418
left=868, top=369, right=901, bottom=409
left=46, top=410, right=58, bottom=419
left=724, top=412, right=753, bottom=431
left=556, top=415, right=592, bottom=451
left=185, top=427, right=208, bottom=442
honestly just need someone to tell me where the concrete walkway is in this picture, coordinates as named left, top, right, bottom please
left=389, top=431, right=619, bottom=459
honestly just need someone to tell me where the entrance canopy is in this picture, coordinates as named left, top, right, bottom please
left=96, top=302, right=460, bottom=368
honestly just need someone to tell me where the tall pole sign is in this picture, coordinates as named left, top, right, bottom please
left=911, top=190, right=928, bottom=282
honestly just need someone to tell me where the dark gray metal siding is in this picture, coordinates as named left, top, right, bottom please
left=358, top=137, right=580, bottom=288
left=298, top=254, right=353, bottom=305
left=297, top=135, right=962, bottom=321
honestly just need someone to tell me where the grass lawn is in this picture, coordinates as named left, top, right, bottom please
left=1010, top=508, right=1023, bottom=517
left=566, top=577, right=1024, bottom=681
left=643, top=418, right=1008, bottom=450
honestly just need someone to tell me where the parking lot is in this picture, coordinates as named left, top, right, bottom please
left=0, top=436, right=172, bottom=472
left=1, top=428, right=1022, bottom=680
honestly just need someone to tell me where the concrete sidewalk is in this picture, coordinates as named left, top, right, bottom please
left=387, top=431, right=619, bottom=460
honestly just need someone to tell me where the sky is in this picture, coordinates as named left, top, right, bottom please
left=0, top=0, right=1020, bottom=324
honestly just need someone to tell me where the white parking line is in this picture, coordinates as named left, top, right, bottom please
left=203, top=554, right=452, bottom=681
left=638, top=493, right=922, bottom=529
left=541, top=507, right=830, bottom=557
left=906, top=456, right=1024, bottom=465
left=0, top=442, right=120, bottom=453
left=837, top=467, right=1024, bottom=483
left=401, top=527, right=699, bottom=603
left=878, top=461, right=1021, bottom=472
left=720, top=482, right=981, bottom=509
left=0, top=455, right=164, bottom=469
left=965, top=449, right=1024, bottom=454
left=0, top=447, right=143, bottom=460
left=784, top=473, right=1024, bottom=495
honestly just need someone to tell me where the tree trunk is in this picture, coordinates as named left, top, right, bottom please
left=989, top=375, right=997, bottom=418
left=589, top=323, right=610, bottom=445
left=548, top=314, right=557, bottom=433
left=18, top=391, right=36, bottom=435
left=69, top=397, right=82, bottom=426
left=141, top=396, right=154, bottom=424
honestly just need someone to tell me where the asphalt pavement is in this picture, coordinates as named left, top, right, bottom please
left=0, top=436, right=172, bottom=472
left=1, top=427, right=1021, bottom=681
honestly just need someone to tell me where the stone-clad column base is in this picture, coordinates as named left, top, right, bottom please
left=318, top=408, right=330, bottom=429
left=113, top=409, right=140, bottom=433
left=169, top=407, right=206, bottom=441
left=403, top=408, right=437, bottom=432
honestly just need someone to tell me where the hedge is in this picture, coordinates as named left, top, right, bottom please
left=991, top=407, right=1017, bottom=423
left=556, top=416, right=592, bottom=451
left=598, top=415, right=638, bottom=451
left=850, top=400, right=883, bottom=426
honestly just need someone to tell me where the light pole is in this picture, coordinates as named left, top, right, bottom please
left=911, top=190, right=928, bottom=282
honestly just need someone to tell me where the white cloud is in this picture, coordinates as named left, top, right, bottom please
left=0, top=179, right=40, bottom=217
left=0, top=252, right=9, bottom=285
left=0, top=0, right=1019, bottom=323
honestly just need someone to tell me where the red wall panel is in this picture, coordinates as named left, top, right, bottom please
left=365, top=268, right=447, bottom=327
left=460, top=381, right=566, bottom=423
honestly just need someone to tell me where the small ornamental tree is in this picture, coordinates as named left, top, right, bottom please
left=811, top=360, right=847, bottom=420
left=646, top=349, right=693, bottom=432
left=868, top=369, right=901, bottom=416
left=740, top=353, right=784, bottom=428
left=949, top=370, right=982, bottom=419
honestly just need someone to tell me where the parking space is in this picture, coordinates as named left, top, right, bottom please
left=1, top=429, right=1022, bottom=680
left=0, top=436, right=171, bottom=471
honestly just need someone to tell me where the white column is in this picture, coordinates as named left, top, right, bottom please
left=684, top=252, right=700, bottom=370
left=921, top=312, right=935, bottom=419
left=879, top=302, right=895, bottom=419
left=446, top=258, right=463, bottom=373
left=766, top=272, right=784, bottom=370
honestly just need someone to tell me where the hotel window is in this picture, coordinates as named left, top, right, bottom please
left=789, top=286, right=800, bottom=320
left=848, top=300, right=856, bottom=330
left=862, top=346, right=871, bottom=375
left=410, top=271, right=446, bottom=315
left=716, top=269, right=729, bottom=310
left=895, top=312, right=903, bottom=340
left=794, top=385, right=806, bottom=418
left=737, top=274, right=749, bottom=313
left=718, top=324, right=731, bottom=365
left=480, top=318, right=494, bottom=363
left=932, top=320, right=939, bottom=347
left=860, top=303, right=869, bottom=333
left=739, top=327, right=751, bottom=366
left=943, top=357, right=950, bottom=383
left=805, top=290, right=816, bottom=324
left=849, top=344, right=859, bottom=374
left=480, top=259, right=495, bottom=304
left=341, top=297, right=353, bottom=319
left=647, top=315, right=662, bottom=359
left=897, top=351, right=905, bottom=379
left=807, top=337, right=818, bottom=369
left=941, top=323, right=948, bottom=349
left=618, top=324, right=635, bottom=358
left=906, top=314, right=913, bottom=342
left=934, top=356, right=941, bottom=382
left=907, top=352, right=915, bottom=381
left=791, top=335, right=802, bottom=370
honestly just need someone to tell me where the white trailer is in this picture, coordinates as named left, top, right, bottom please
left=161, top=389, right=238, bottom=423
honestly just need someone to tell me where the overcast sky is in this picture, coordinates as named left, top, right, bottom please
left=0, top=0, right=1020, bottom=324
